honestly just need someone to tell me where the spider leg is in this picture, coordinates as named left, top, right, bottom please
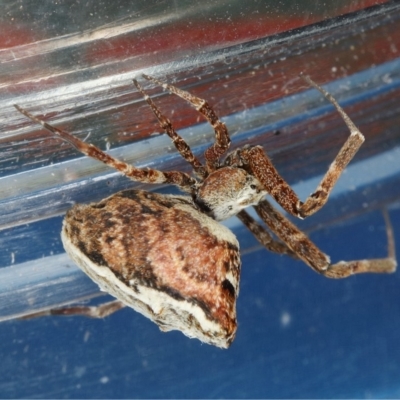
left=21, top=300, right=125, bottom=319
left=238, top=145, right=303, bottom=216
left=237, top=210, right=299, bottom=259
left=142, top=74, right=231, bottom=172
left=254, top=199, right=330, bottom=272
left=133, top=79, right=206, bottom=179
left=238, top=76, right=365, bottom=219
left=255, top=200, right=397, bottom=278
left=297, top=75, right=365, bottom=218
left=14, top=105, right=197, bottom=193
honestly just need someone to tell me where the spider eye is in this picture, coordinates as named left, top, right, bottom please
left=250, top=184, right=257, bottom=190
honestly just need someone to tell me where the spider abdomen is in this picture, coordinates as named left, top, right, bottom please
left=61, top=189, right=241, bottom=348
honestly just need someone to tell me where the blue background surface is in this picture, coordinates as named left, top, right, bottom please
left=1, top=206, right=400, bottom=398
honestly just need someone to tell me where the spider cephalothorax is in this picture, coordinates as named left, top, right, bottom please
left=193, top=166, right=267, bottom=220
left=15, top=74, right=396, bottom=348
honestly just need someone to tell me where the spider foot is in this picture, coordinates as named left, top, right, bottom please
left=324, top=258, right=396, bottom=279
left=20, top=300, right=125, bottom=320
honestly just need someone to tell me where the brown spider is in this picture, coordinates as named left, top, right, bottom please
left=14, top=74, right=397, bottom=349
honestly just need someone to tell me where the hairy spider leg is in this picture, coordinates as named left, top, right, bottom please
left=133, top=79, right=207, bottom=179
left=14, top=105, right=196, bottom=192
left=298, top=74, right=365, bottom=218
left=21, top=300, right=125, bottom=320
left=236, top=75, right=365, bottom=219
left=254, top=199, right=396, bottom=278
left=237, top=209, right=299, bottom=258
left=142, top=74, right=231, bottom=172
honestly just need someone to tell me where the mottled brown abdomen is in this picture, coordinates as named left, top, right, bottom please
left=62, top=189, right=241, bottom=348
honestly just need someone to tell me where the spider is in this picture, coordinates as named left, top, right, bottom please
left=14, top=74, right=397, bottom=349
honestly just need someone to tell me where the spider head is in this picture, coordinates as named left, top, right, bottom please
left=194, top=167, right=266, bottom=221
